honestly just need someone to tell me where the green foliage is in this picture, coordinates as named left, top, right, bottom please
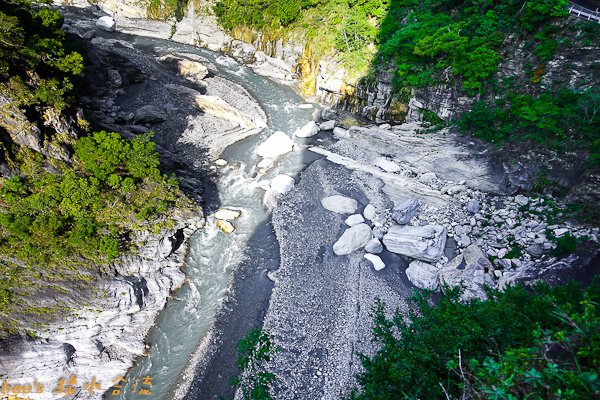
left=351, top=281, right=600, bottom=400
left=231, top=328, right=279, bottom=400
left=552, top=233, right=579, bottom=257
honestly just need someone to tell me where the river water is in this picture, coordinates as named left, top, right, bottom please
left=110, top=35, right=327, bottom=400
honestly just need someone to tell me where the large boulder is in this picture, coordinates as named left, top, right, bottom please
left=256, top=131, right=294, bottom=158
left=383, top=225, right=447, bottom=262
left=391, top=198, right=420, bottom=225
left=345, top=214, right=365, bottom=226
left=263, top=175, right=295, bottom=209
left=319, top=120, right=336, bottom=131
left=374, top=157, right=401, bottom=173
left=294, top=121, right=319, bottom=138
left=96, top=16, right=116, bottom=32
left=229, top=40, right=257, bottom=64
left=406, top=260, right=439, bottom=290
left=214, top=208, right=242, bottom=221
left=333, top=223, right=372, bottom=256
left=134, top=105, right=167, bottom=124
left=158, top=55, right=209, bottom=81
left=438, top=245, right=493, bottom=300
left=321, top=195, right=358, bottom=214
left=216, top=220, right=235, bottom=234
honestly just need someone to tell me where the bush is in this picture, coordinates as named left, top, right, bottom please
left=351, top=281, right=599, bottom=400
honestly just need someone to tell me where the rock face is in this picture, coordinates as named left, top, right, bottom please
left=333, top=223, right=372, bottom=255
left=439, top=245, right=492, bottom=300
left=383, top=225, right=447, bottom=262
left=294, top=121, right=319, bottom=138
left=256, top=131, right=294, bottom=158
left=405, top=260, right=440, bottom=290
left=321, top=195, right=358, bottom=214
left=95, top=16, right=115, bottom=32
left=0, top=215, right=204, bottom=400
left=134, top=105, right=167, bottom=124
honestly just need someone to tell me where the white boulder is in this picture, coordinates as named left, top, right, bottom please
left=364, top=254, right=386, bottom=271
left=321, top=195, right=358, bottom=214
left=405, top=260, right=439, bottom=290
left=256, top=131, right=294, bottom=158
left=333, top=223, right=372, bottom=256
left=333, top=127, right=349, bottom=138
left=438, top=245, right=493, bottom=300
left=363, top=204, right=376, bottom=221
left=214, top=208, right=241, bottom=221
left=96, top=16, right=116, bottom=32
left=270, top=175, right=295, bottom=196
left=345, top=214, right=365, bottom=227
left=383, top=225, right=447, bottom=262
left=295, top=121, right=319, bottom=138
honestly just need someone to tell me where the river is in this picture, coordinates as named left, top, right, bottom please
left=108, top=34, right=329, bottom=400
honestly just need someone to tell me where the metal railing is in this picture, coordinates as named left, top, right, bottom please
left=568, top=2, right=600, bottom=22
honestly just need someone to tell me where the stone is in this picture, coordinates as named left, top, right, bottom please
left=497, top=248, right=508, bottom=258
left=214, top=208, right=241, bottom=221
left=295, top=121, right=319, bottom=138
left=298, top=103, right=313, bottom=109
left=379, top=123, right=392, bottom=130
left=257, top=159, right=272, bottom=169
left=134, top=105, right=167, bottom=124
left=333, top=224, right=372, bottom=256
left=439, top=245, right=493, bottom=300
left=554, top=228, right=569, bottom=237
left=214, top=159, right=228, bottom=166
left=515, top=195, right=529, bottom=206
left=374, top=157, right=402, bottom=173
left=391, top=198, right=420, bottom=225
left=229, top=40, right=256, bottom=63
left=467, top=199, right=481, bottom=214
left=442, top=185, right=466, bottom=195
left=82, top=30, right=96, bottom=40
left=332, top=127, right=349, bottom=138
left=345, top=214, right=365, bottom=227
left=364, top=254, right=386, bottom=271
left=321, top=195, right=358, bottom=214
left=364, top=238, right=383, bottom=254
left=459, top=234, right=471, bottom=247
left=406, top=260, right=439, bottom=290
left=256, top=131, right=294, bottom=158
left=96, top=16, right=116, bottom=32
left=107, top=69, right=122, bottom=87
left=526, top=244, right=544, bottom=257
left=216, top=220, right=235, bottom=234
left=321, top=107, right=337, bottom=120
left=383, top=225, right=447, bottom=262
left=363, top=204, right=376, bottom=221
left=319, top=120, right=336, bottom=131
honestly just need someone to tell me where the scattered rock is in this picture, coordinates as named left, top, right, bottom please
left=383, top=225, right=447, bottom=262
left=467, top=199, right=481, bottom=214
left=214, top=208, right=241, bottom=221
left=96, top=16, right=115, bottom=32
left=256, top=131, right=294, bottom=158
left=321, top=195, right=358, bottom=214
left=515, top=195, right=529, bottom=206
left=333, top=223, right=372, bottom=256
left=374, top=157, right=402, bottom=173
left=406, top=260, right=439, bottom=290
left=216, top=220, right=235, bottom=234
left=134, top=105, right=167, bottom=124
left=364, top=238, right=383, bottom=254
left=319, top=120, right=336, bottom=131
left=391, top=198, right=420, bottom=225
left=364, top=254, right=386, bottom=271
left=295, top=121, right=319, bottom=138
left=345, top=214, right=365, bottom=227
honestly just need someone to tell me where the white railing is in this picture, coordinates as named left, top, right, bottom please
left=568, top=2, right=600, bottom=23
